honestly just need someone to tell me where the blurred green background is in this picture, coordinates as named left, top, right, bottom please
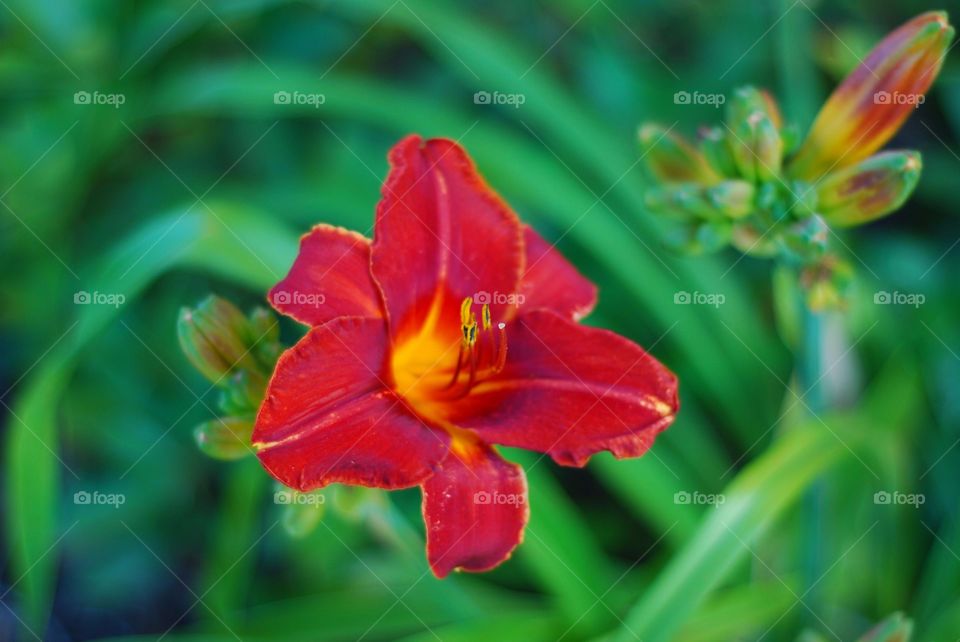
left=2, top=0, right=959, bottom=640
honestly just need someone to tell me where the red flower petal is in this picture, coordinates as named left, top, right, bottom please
left=269, top=225, right=384, bottom=326
left=519, top=225, right=597, bottom=321
left=447, top=310, right=678, bottom=467
left=371, top=135, right=524, bottom=342
left=253, top=316, right=448, bottom=490
left=422, top=440, right=528, bottom=577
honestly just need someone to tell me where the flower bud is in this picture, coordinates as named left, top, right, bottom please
left=178, top=296, right=260, bottom=385
left=281, top=490, right=326, bottom=538
left=248, top=307, right=281, bottom=367
left=731, top=222, right=778, bottom=257
left=816, top=151, right=921, bottom=227
left=779, top=214, right=829, bottom=262
left=639, top=123, right=720, bottom=184
left=800, top=255, right=854, bottom=312
left=699, top=127, right=738, bottom=177
left=730, top=111, right=783, bottom=183
left=788, top=12, right=953, bottom=180
left=706, top=180, right=755, bottom=219
left=664, top=220, right=732, bottom=254
left=727, top=86, right=783, bottom=129
left=645, top=184, right=719, bottom=220
left=194, top=417, right=254, bottom=460
left=726, top=88, right=787, bottom=182
left=219, top=370, right=267, bottom=417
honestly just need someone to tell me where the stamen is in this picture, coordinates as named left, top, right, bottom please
left=465, top=347, right=478, bottom=391
left=445, top=344, right=465, bottom=389
left=442, top=297, right=508, bottom=397
left=492, top=322, right=508, bottom=373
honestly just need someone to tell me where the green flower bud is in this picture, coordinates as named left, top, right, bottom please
left=219, top=370, right=267, bottom=417
left=178, top=296, right=260, bottom=386
left=699, top=127, right=738, bottom=177
left=727, top=86, right=783, bottom=129
left=194, top=417, right=254, bottom=460
left=706, top=180, right=755, bottom=219
left=279, top=488, right=326, bottom=538
left=816, top=151, right=921, bottom=227
left=331, top=486, right=388, bottom=522
left=731, top=222, right=778, bottom=257
left=645, top=184, right=720, bottom=220
left=726, top=87, right=785, bottom=182
left=730, top=112, right=783, bottom=182
left=248, top=307, right=281, bottom=368
left=779, top=215, right=829, bottom=262
left=664, top=220, right=732, bottom=254
left=800, top=255, right=854, bottom=311
left=639, top=123, right=720, bottom=184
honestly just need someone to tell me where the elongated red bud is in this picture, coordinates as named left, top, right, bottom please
left=788, top=12, right=953, bottom=180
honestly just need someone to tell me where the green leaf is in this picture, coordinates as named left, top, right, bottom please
left=677, top=580, right=798, bottom=642
left=611, top=419, right=856, bottom=642
left=3, top=203, right=296, bottom=633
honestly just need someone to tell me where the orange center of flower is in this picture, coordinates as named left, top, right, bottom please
left=390, top=296, right=508, bottom=424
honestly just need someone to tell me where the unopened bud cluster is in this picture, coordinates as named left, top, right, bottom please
left=640, top=12, right=952, bottom=309
left=177, top=295, right=282, bottom=460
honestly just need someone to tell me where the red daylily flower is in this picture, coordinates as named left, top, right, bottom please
left=252, top=135, right=679, bottom=576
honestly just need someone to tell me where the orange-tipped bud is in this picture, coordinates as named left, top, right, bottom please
left=788, top=11, right=953, bottom=180
left=639, top=123, right=720, bottom=184
left=816, top=151, right=922, bottom=227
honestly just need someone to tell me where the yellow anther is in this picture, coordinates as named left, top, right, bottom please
left=460, top=303, right=478, bottom=347
left=461, top=318, right=477, bottom=346
left=481, top=304, right=491, bottom=331
left=460, top=297, right=473, bottom=326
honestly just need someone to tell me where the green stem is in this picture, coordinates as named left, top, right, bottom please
left=798, top=304, right=826, bottom=623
